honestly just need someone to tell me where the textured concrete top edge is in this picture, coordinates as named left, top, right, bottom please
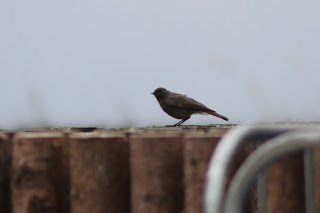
left=14, top=132, right=65, bottom=138
left=129, top=132, right=183, bottom=139
left=69, top=132, right=127, bottom=139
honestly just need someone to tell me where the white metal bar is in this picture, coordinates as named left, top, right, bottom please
left=224, top=130, right=320, bottom=213
left=204, top=124, right=298, bottom=213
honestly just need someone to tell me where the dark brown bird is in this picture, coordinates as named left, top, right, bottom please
left=152, top=87, right=228, bottom=126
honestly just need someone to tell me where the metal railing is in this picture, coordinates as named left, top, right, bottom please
left=204, top=124, right=320, bottom=213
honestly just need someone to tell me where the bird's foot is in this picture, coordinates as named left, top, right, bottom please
left=165, top=125, right=176, bottom=127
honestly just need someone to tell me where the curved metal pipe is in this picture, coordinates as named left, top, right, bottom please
left=224, top=130, right=320, bottom=213
left=204, top=124, right=304, bottom=213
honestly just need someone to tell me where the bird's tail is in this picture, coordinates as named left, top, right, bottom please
left=206, top=110, right=229, bottom=121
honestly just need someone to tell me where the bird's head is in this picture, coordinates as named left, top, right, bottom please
left=151, top=87, right=168, bottom=99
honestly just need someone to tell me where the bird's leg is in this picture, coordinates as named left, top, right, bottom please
left=165, top=117, right=190, bottom=127
left=174, top=119, right=185, bottom=126
left=173, top=118, right=190, bottom=126
left=165, top=121, right=183, bottom=127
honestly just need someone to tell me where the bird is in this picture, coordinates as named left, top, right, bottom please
left=152, top=87, right=228, bottom=126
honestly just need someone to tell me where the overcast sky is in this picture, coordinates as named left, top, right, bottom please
left=1, top=1, right=320, bottom=129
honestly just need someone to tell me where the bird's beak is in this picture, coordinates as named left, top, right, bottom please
left=151, top=93, right=154, bottom=95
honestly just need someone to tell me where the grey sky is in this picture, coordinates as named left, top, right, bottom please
left=1, top=1, right=320, bottom=129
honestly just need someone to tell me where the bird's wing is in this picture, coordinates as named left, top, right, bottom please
left=166, top=94, right=212, bottom=112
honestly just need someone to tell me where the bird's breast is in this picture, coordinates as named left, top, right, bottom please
left=159, top=103, right=193, bottom=119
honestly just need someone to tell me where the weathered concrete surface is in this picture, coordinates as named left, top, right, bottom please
left=69, top=133, right=130, bottom=213
left=0, top=124, right=314, bottom=213
left=130, top=133, right=184, bottom=213
left=313, top=148, right=320, bottom=213
left=266, top=152, right=305, bottom=213
left=11, top=132, right=69, bottom=213
left=0, top=133, right=11, bottom=213
left=183, top=133, right=222, bottom=213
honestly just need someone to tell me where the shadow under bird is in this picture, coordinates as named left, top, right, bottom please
left=152, top=87, right=229, bottom=126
